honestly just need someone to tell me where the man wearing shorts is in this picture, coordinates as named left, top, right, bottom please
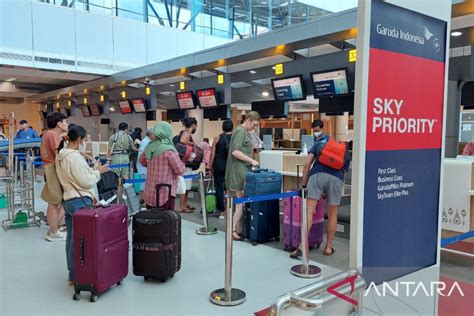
left=291, top=137, right=350, bottom=258
left=108, top=122, right=137, bottom=180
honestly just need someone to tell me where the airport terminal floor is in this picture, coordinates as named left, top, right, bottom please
left=2, top=0, right=474, bottom=315
left=0, top=179, right=472, bottom=315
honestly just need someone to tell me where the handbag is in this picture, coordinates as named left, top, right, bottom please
left=40, top=163, right=63, bottom=205
left=176, top=176, right=186, bottom=195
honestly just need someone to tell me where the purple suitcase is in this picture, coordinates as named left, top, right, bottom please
left=73, top=204, right=129, bottom=302
left=283, top=195, right=324, bottom=251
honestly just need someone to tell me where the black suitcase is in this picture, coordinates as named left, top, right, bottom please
left=97, top=171, right=118, bottom=201
left=132, top=184, right=181, bottom=282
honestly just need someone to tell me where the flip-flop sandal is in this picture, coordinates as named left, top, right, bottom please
left=178, top=209, right=194, bottom=214
left=289, top=248, right=302, bottom=259
left=323, top=246, right=336, bottom=256
left=232, top=232, right=243, bottom=241
left=186, top=205, right=196, bottom=211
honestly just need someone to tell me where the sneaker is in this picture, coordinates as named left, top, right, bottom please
left=45, top=230, right=66, bottom=242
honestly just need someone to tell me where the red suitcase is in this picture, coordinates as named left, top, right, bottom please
left=72, top=204, right=129, bottom=302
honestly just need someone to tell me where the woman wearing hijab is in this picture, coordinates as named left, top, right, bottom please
left=139, top=122, right=185, bottom=210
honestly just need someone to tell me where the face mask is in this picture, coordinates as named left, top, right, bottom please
left=314, top=131, right=322, bottom=138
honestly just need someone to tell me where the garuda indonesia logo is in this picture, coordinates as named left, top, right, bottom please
left=421, top=26, right=441, bottom=53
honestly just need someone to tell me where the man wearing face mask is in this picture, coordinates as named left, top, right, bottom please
left=312, top=119, right=329, bottom=146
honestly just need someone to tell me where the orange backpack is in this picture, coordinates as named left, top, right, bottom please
left=318, top=138, right=347, bottom=170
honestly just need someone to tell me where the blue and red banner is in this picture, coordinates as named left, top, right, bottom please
left=362, top=0, right=447, bottom=284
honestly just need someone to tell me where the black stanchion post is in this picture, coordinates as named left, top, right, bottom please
left=209, top=194, right=246, bottom=306
left=290, top=187, right=322, bottom=278
left=196, top=172, right=217, bottom=235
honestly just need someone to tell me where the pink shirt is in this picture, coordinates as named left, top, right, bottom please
left=462, top=142, right=474, bottom=156
left=140, top=150, right=185, bottom=208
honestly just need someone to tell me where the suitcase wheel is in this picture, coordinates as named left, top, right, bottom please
left=316, top=243, right=321, bottom=249
left=117, top=280, right=124, bottom=286
left=144, top=276, right=152, bottom=281
left=159, top=278, right=167, bottom=283
left=251, top=241, right=258, bottom=246
left=90, top=295, right=98, bottom=303
left=73, top=293, right=81, bottom=301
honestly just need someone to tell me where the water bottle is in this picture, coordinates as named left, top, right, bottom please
left=302, top=143, right=308, bottom=155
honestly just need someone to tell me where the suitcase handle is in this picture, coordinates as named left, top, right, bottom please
left=156, top=184, right=172, bottom=209
left=79, top=236, right=85, bottom=266
left=252, top=168, right=273, bottom=173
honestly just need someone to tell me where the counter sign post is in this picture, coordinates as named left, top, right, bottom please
left=352, top=0, right=450, bottom=287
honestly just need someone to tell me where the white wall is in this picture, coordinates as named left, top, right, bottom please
left=0, top=0, right=231, bottom=75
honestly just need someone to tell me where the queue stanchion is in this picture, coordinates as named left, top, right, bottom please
left=196, top=172, right=217, bottom=235
left=209, top=194, right=246, bottom=306
left=290, top=187, right=322, bottom=278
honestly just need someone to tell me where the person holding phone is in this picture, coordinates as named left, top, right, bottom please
left=56, top=125, right=109, bottom=285
left=225, top=111, right=261, bottom=241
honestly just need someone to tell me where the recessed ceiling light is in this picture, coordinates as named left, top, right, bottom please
left=250, top=70, right=257, bottom=74
left=170, top=84, right=175, bottom=87
left=451, top=31, right=462, bottom=37
left=262, top=91, right=270, bottom=97
left=5, top=78, right=16, bottom=82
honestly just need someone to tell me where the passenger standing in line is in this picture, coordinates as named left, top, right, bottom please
left=56, top=125, right=108, bottom=285
left=136, top=128, right=154, bottom=197
left=311, top=119, right=329, bottom=145
left=177, top=117, right=198, bottom=213
left=130, top=127, right=143, bottom=173
left=40, top=112, right=69, bottom=242
left=108, top=122, right=138, bottom=180
left=292, top=138, right=350, bottom=258
left=462, top=142, right=474, bottom=156
left=15, top=120, right=38, bottom=139
left=209, top=120, right=234, bottom=217
left=140, top=122, right=185, bottom=210
left=225, top=112, right=260, bottom=241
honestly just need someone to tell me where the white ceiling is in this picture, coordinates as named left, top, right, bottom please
left=0, top=67, right=101, bottom=85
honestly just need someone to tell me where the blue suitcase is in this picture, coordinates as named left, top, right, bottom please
left=243, top=169, right=282, bottom=245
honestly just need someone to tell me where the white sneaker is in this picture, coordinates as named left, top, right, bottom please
left=45, top=230, right=67, bottom=242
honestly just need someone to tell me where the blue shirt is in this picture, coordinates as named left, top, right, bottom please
left=136, top=136, right=151, bottom=175
left=308, top=137, right=350, bottom=181
left=15, top=129, right=38, bottom=140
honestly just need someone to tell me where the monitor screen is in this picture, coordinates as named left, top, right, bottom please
left=89, top=104, right=101, bottom=116
left=271, top=75, right=306, bottom=101
left=131, top=98, right=147, bottom=113
left=203, top=105, right=230, bottom=120
left=197, top=88, right=218, bottom=108
left=167, top=109, right=187, bottom=121
left=119, top=100, right=133, bottom=114
left=80, top=105, right=91, bottom=117
left=311, top=69, right=350, bottom=98
left=176, top=91, right=196, bottom=109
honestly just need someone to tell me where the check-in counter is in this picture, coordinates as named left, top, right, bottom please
left=442, top=158, right=474, bottom=243
left=259, top=150, right=306, bottom=191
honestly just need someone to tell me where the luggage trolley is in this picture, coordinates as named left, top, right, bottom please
left=2, top=153, right=41, bottom=231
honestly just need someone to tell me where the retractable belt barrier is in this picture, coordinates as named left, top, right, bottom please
left=108, top=163, right=129, bottom=169
left=210, top=188, right=321, bottom=308
left=123, top=172, right=216, bottom=236
left=0, top=153, right=27, bottom=157
left=441, top=230, right=474, bottom=247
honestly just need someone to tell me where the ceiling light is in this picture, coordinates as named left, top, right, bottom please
left=170, top=84, right=175, bottom=87
left=110, top=105, right=116, bottom=112
left=262, top=91, right=270, bottom=97
left=451, top=31, right=462, bottom=37
left=5, top=78, right=16, bottom=82
left=250, top=70, right=257, bottom=74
